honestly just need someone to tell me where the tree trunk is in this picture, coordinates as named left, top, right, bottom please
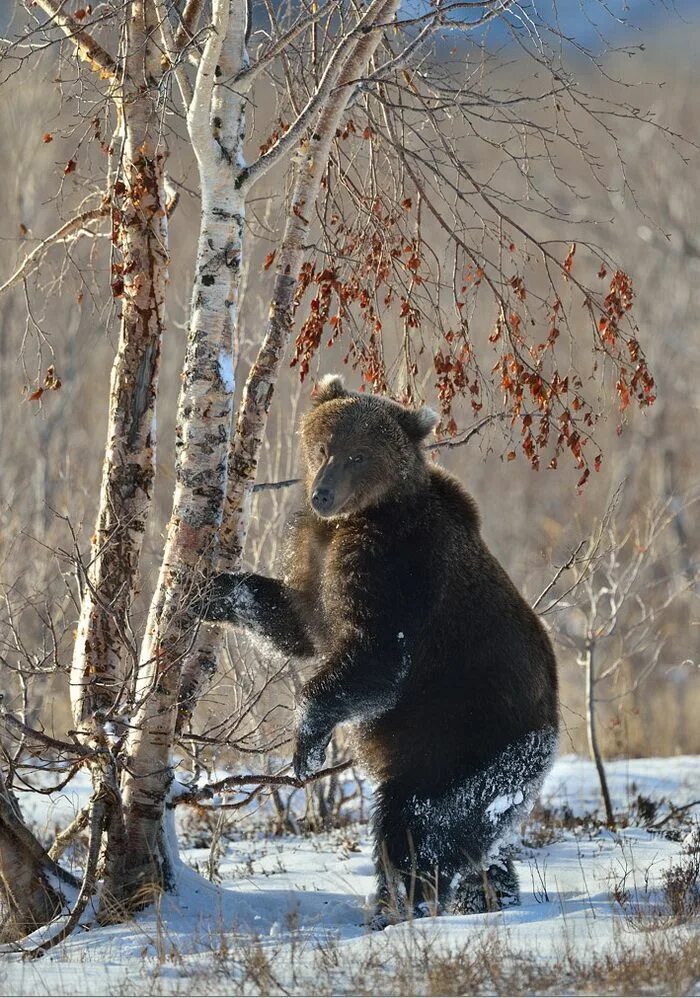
left=585, top=642, right=615, bottom=828
left=0, top=770, right=72, bottom=942
left=112, top=0, right=249, bottom=906
left=222, top=0, right=401, bottom=568
left=70, top=0, right=168, bottom=732
left=177, top=0, right=402, bottom=723
left=0, top=0, right=167, bottom=940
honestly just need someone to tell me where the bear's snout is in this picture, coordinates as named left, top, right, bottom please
left=311, top=485, right=335, bottom=514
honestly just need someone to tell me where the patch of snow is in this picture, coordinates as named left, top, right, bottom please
left=486, top=789, right=524, bottom=823
left=217, top=351, right=235, bottom=393
left=2, top=755, right=698, bottom=996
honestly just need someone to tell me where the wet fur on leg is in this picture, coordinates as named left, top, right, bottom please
left=371, top=729, right=556, bottom=922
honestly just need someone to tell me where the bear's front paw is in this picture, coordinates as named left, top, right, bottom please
left=292, top=727, right=330, bottom=781
left=194, top=573, right=247, bottom=623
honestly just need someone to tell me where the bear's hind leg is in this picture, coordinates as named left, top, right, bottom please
left=371, top=786, right=456, bottom=925
left=447, top=728, right=557, bottom=914
left=406, top=866, right=454, bottom=920
left=450, top=850, right=520, bottom=914
left=486, top=850, right=520, bottom=908
left=369, top=842, right=406, bottom=929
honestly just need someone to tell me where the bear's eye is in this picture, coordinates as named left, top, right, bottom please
left=318, top=444, right=327, bottom=459
left=348, top=453, right=364, bottom=465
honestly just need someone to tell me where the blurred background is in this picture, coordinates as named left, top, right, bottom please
left=0, top=0, right=697, bottom=769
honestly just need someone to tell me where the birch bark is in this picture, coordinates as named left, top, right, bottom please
left=114, top=0, right=249, bottom=902
left=177, top=0, right=401, bottom=721
left=70, top=0, right=168, bottom=733
left=223, top=0, right=400, bottom=565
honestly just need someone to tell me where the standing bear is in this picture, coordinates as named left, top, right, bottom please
left=200, top=375, right=558, bottom=923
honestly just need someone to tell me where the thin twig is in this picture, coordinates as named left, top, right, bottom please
left=0, top=206, right=108, bottom=298
left=33, top=0, right=119, bottom=79
left=649, top=800, right=700, bottom=831
left=532, top=539, right=587, bottom=611
left=0, top=704, right=91, bottom=758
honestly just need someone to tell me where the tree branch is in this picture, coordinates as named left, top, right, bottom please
left=532, top=539, right=587, bottom=612
left=0, top=703, right=91, bottom=758
left=186, top=0, right=229, bottom=161
left=169, top=759, right=353, bottom=806
left=233, top=0, right=340, bottom=90
left=153, top=0, right=194, bottom=108
left=238, top=0, right=395, bottom=192
left=33, top=0, right=120, bottom=79
left=174, top=0, right=205, bottom=53
left=0, top=205, right=109, bottom=299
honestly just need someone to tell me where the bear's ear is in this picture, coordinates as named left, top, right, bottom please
left=311, top=373, right=349, bottom=407
left=398, top=405, right=439, bottom=442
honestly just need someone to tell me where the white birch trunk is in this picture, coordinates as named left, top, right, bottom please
left=0, top=0, right=167, bottom=936
left=177, top=0, right=401, bottom=719
left=222, top=5, right=400, bottom=564
left=113, top=0, right=249, bottom=904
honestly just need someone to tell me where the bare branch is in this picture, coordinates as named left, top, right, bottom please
left=234, top=0, right=341, bottom=90
left=0, top=205, right=109, bottom=299
left=170, top=759, right=354, bottom=806
left=239, top=0, right=395, bottom=192
left=174, top=0, right=205, bottom=53
left=32, top=0, right=120, bottom=79
left=0, top=703, right=91, bottom=758
left=532, top=540, right=587, bottom=612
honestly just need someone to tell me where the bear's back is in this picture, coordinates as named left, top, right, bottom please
left=352, top=466, right=559, bottom=786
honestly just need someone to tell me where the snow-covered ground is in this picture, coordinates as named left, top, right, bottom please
left=2, top=755, right=699, bottom=996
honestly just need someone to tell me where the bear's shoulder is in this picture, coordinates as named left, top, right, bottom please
left=427, top=465, right=481, bottom=533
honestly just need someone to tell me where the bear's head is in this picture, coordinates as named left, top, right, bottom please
left=300, top=374, right=438, bottom=519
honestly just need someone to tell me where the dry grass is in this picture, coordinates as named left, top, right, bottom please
left=612, top=849, right=700, bottom=931
left=71, top=918, right=698, bottom=996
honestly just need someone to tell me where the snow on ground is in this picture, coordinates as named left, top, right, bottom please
left=1, top=755, right=699, bottom=996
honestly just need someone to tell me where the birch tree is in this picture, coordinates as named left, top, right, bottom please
left=176, top=0, right=408, bottom=723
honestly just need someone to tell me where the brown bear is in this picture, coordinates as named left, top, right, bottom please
left=200, top=375, right=558, bottom=923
